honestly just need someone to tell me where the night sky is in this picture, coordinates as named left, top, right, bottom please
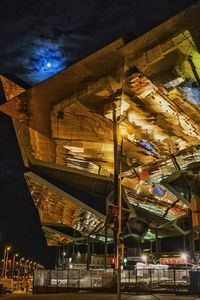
left=0, top=0, right=199, bottom=267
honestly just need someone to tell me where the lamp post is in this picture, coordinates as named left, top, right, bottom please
left=24, top=259, right=29, bottom=277
left=17, top=257, right=24, bottom=288
left=2, top=246, right=11, bottom=277
left=112, top=102, right=128, bottom=300
left=28, top=261, right=33, bottom=275
left=1, top=247, right=7, bottom=278
left=116, top=128, right=127, bottom=300
left=4, top=246, right=11, bottom=278
left=1, top=260, right=4, bottom=277
left=12, top=253, right=19, bottom=279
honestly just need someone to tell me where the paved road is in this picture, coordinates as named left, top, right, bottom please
left=0, top=293, right=200, bottom=300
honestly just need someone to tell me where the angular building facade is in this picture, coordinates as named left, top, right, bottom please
left=0, top=3, right=200, bottom=252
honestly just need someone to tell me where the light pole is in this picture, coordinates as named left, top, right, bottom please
left=1, top=248, right=7, bottom=278
left=28, top=261, right=33, bottom=275
left=4, top=246, right=11, bottom=278
left=1, top=246, right=11, bottom=278
left=12, top=253, right=19, bottom=279
left=117, top=128, right=127, bottom=300
left=1, top=260, right=4, bottom=277
left=17, top=257, right=24, bottom=288
left=112, top=102, right=127, bottom=300
left=24, top=259, right=29, bottom=277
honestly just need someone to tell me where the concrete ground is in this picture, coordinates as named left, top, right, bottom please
left=0, top=293, right=200, bottom=300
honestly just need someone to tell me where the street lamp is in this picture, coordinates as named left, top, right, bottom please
left=28, top=261, right=33, bottom=274
left=116, top=128, right=127, bottom=300
left=24, top=259, right=29, bottom=277
left=120, top=128, right=127, bottom=137
left=1, top=247, right=7, bottom=278
left=17, top=257, right=24, bottom=290
left=2, top=246, right=11, bottom=277
left=4, top=246, right=11, bottom=278
left=18, top=258, right=24, bottom=279
left=1, top=260, right=4, bottom=277
left=12, top=253, right=19, bottom=279
left=33, top=262, right=37, bottom=272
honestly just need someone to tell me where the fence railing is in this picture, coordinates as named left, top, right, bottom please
left=121, top=268, right=190, bottom=293
left=33, top=267, right=196, bottom=294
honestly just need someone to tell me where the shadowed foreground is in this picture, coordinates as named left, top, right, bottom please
left=1, top=293, right=199, bottom=300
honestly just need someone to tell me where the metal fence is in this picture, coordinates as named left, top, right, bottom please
left=33, top=269, right=114, bottom=293
left=121, top=268, right=190, bottom=293
left=33, top=268, right=193, bottom=294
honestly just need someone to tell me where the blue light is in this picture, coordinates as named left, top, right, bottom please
left=138, top=140, right=154, bottom=151
left=145, top=150, right=153, bottom=156
left=153, top=186, right=164, bottom=196
left=181, top=87, right=200, bottom=105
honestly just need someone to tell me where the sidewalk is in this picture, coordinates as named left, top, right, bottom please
left=1, top=293, right=200, bottom=300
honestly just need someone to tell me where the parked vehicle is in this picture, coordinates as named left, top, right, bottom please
left=0, top=278, right=13, bottom=293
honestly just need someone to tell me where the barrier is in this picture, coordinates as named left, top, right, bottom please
left=33, top=267, right=192, bottom=294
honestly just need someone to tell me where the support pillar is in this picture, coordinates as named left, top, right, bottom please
left=155, top=228, right=159, bottom=260
left=104, top=225, right=108, bottom=269
left=112, top=102, right=119, bottom=259
left=87, top=237, right=90, bottom=270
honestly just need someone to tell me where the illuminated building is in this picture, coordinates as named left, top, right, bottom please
left=0, top=3, right=200, bottom=253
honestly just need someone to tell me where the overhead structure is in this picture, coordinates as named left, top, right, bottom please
left=0, top=3, right=200, bottom=247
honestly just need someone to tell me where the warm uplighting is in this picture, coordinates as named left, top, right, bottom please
left=128, top=111, right=138, bottom=123
left=120, top=100, right=130, bottom=115
left=64, top=146, right=84, bottom=153
left=153, top=133, right=167, bottom=142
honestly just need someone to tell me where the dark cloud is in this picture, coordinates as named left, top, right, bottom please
left=0, top=0, right=198, bottom=84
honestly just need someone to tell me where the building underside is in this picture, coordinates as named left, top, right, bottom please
left=0, top=3, right=200, bottom=250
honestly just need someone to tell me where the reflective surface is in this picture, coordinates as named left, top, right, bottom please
left=25, top=172, right=105, bottom=237
left=1, top=8, right=200, bottom=243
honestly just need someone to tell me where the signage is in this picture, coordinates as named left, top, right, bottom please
left=159, top=257, right=186, bottom=265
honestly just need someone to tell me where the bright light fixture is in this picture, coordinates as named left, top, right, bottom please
left=181, top=253, right=187, bottom=260
left=141, top=254, right=147, bottom=262
left=120, top=128, right=127, bottom=137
